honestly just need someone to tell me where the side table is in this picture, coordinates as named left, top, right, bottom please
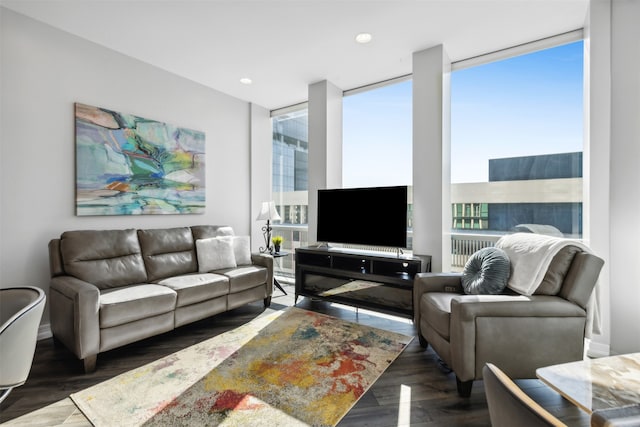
left=271, top=251, right=289, bottom=295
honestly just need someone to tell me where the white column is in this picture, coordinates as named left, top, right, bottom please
left=584, top=0, right=612, bottom=356
left=608, top=0, right=640, bottom=354
left=307, top=80, right=343, bottom=244
left=585, top=0, right=640, bottom=355
left=412, top=45, right=451, bottom=272
left=250, top=103, right=273, bottom=253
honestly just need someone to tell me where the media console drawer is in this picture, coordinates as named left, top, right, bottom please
left=294, top=247, right=431, bottom=318
left=296, top=251, right=331, bottom=268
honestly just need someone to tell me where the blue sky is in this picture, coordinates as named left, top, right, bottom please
left=342, top=40, right=584, bottom=186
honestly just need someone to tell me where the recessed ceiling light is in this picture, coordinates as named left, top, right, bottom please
left=355, top=33, right=372, bottom=44
left=240, top=77, right=252, bottom=85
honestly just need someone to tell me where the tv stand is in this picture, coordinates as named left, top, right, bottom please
left=295, top=247, right=431, bottom=318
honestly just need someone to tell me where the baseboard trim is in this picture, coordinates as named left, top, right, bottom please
left=38, top=323, right=53, bottom=341
left=586, top=339, right=610, bottom=358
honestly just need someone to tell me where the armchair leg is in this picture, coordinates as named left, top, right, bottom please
left=264, top=296, right=272, bottom=307
left=0, top=387, right=13, bottom=405
left=456, top=377, right=473, bottom=397
left=83, top=355, right=97, bottom=374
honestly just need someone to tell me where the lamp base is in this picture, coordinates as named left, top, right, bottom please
left=259, top=221, right=273, bottom=254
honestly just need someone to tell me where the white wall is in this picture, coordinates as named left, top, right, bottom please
left=608, top=0, right=640, bottom=354
left=250, top=103, right=273, bottom=252
left=1, top=9, right=253, bottom=331
left=584, top=0, right=612, bottom=356
left=585, top=0, right=640, bottom=355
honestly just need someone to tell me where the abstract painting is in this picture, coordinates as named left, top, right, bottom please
left=75, top=103, right=205, bottom=216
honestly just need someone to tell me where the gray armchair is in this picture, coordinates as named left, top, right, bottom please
left=0, top=286, right=46, bottom=404
left=414, top=242, right=604, bottom=397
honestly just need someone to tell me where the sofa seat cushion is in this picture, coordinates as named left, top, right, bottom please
left=99, top=284, right=177, bottom=328
left=157, top=273, right=229, bottom=307
left=216, top=266, right=268, bottom=293
left=421, top=292, right=457, bottom=340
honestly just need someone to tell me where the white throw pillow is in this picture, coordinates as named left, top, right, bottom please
left=217, top=236, right=252, bottom=265
left=196, top=237, right=237, bottom=272
left=214, top=226, right=235, bottom=237
left=231, top=236, right=252, bottom=265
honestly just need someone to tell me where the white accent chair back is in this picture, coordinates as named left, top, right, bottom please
left=0, top=286, right=46, bottom=404
left=483, top=363, right=567, bottom=427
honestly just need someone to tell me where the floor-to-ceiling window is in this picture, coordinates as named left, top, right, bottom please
left=343, top=79, right=412, bottom=188
left=450, top=39, right=584, bottom=270
left=271, top=106, right=309, bottom=277
left=342, top=78, right=413, bottom=250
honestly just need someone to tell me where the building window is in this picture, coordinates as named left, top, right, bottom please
left=452, top=203, right=489, bottom=230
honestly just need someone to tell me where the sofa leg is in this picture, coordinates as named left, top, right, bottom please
left=83, top=355, right=97, bottom=374
left=456, top=376, right=473, bottom=397
left=418, top=333, right=428, bottom=348
left=264, top=296, right=272, bottom=307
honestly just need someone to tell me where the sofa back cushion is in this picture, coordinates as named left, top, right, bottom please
left=138, top=227, right=197, bottom=282
left=60, top=229, right=147, bottom=289
left=560, top=252, right=604, bottom=309
left=534, top=245, right=581, bottom=295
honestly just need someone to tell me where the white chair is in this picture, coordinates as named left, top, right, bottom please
left=0, top=286, right=46, bottom=404
left=483, top=363, right=567, bottom=427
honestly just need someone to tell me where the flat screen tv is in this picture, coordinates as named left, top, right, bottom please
left=317, top=185, right=408, bottom=248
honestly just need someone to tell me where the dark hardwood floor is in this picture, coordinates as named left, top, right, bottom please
left=0, top=282, right=590, bottom=426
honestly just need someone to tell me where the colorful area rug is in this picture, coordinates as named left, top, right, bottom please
left=70, top=307, right=412, bottom=426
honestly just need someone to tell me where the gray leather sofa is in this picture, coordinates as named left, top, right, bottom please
left=48, top=225, right=273, bottom=373
left=414, top=244, right=604, bottom=397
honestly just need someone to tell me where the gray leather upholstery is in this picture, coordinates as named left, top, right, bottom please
left=414, top=247, right=604, bottom=397
left=60, top=229, right=147, bottom=289
left=138, top=227, right=197, bottom=282
left=483, top=363, right=567, bottom=427
left=0, top=287, right=46, bottom=404
left=48, top=226, right=273, bottom=372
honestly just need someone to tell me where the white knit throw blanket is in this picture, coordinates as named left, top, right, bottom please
left=495, top=232, right=600, bottom=337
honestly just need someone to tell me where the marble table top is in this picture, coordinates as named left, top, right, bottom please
left=536, top=353, right=640, bottom=414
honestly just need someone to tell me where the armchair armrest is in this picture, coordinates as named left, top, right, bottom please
left=413, top=273, right=463, bottom=324
left=450, top=295, right=588, bottom=382
left=452, top=295, right=587, bottom=321
left=49, top=276, right=100, bottom=360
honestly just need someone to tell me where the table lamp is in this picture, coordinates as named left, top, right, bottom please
left=256, top=201, right=281, bottom=253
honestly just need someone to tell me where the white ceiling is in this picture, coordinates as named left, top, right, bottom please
left=1, top=0, right=589, bottom=110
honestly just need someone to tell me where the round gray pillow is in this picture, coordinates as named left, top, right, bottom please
left=461, top=247, right=511, bottom=295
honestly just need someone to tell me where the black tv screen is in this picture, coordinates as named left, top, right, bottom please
left=317, top=186, right=408, bottom=248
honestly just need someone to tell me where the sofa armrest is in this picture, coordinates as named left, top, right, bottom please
left=450, top=295, right=588, bottom=382
left=49, top=276, right=100, bottom=360
left=413, top=273, right=463, bottom=324
left=251, top=253, right=274, bottom=297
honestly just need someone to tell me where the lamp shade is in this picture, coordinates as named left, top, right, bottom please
left=256, top=201, right=281, bottom=222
